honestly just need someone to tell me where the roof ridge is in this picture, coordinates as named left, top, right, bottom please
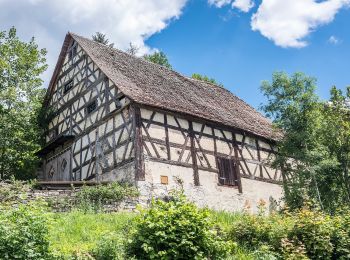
left=70, top=32, right=235, bottom=96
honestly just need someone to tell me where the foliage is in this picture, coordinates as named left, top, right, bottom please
left=75, top=182, right=139, bottom=211
left=289, top=209, right=333, bottom=259
left=91, top=232, right=127, bottom=260
left=0, top=27, right=47, bottom=180
left=92, top=32, right=114, bottom=47
left=228, top=207, right=350, bottom=260
left=0, top=201, right=51, bottom=259
left=0, top=178, right=34, bottom=204
left=144, top=51, right=172, bottom=69
left=49, top=210, right=134, bottom=258
left=261, top=72, right=350, bottom=212
left=191, top=73, right=223, bottom=87
left=229, top=213, right=292, bottom=254
left=331, top=208, right=350, bottom=259
left=127, top=192, right=232, bottom=259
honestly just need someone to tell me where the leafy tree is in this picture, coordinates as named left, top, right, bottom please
left=261, top=72, right=350, bottom=212
left=92, top=32, right=114, bottom=47
left=191, top=73, right=223, bottom=87
left=0, top=27, right=47, bottom=180
left=144, top=51, right=172, bottom=69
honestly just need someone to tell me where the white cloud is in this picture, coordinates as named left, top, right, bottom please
left=209, top=0, right=254, bottom=12
left=251, top=0, right=350, bottom=48
left=208, top=0, right=232, bottom=8
left=0, top=0, right=187, bottom=84
left=232, top=0, right=254, bottom=12
left=328, top=35, right=341, bottom=44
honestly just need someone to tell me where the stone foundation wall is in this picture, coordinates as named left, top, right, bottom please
left=137, top=160, right=283, bottom=213
left=0, top=182, right=138, bottom=212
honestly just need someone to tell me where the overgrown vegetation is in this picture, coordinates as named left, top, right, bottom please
left=75, top=182, right=139, bottom=211
left=191, top=73, right=223, bottom=87
left=261, top=72, right=350, bottom=212
left=0, top=186, right=350, bottom=259
left=127, top=192, right=233, bottom=259
left=0, top=27, right=47, bottom=180
left=0, top=201, right=51, bottom=259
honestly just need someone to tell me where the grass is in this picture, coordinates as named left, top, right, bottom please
left=47, top=209, right=256, bottom=259
left=210, top=210, right=244, bottom=231
left=48, top=210, right=135, bottom=257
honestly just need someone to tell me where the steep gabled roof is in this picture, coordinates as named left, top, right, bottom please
left=45, top=32, right=281, bottom=141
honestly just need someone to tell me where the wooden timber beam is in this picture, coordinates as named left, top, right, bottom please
left=133, top=105, right=145, bottom=181
left=189, top=121, right=200, bottom=186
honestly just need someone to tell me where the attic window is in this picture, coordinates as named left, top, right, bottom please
left=68, top=43, right=77, bottom=60
left=86, top=100, right=97, bottom=114
left=63, top=80, right=73, bottom=94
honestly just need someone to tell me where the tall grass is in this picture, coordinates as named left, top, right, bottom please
left=48, top=211, right=135, bottom=257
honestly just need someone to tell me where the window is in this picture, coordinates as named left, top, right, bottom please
left=68, top=43, right=77, bottom=60
left=86, top=100, right=97, bottom=114
left=63, top=80, right=73, bottom=94
left=216, top=157, right=241, bottom=190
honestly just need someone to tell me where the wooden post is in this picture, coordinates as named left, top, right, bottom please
left=189, top=121, right=200, bottom=186
left=233, top=133, right=243, bottom=193
left=134, top=106, right=145, bottom=181
left=164, top=114, right=171, bottom=160
left=255, top=139, right=263, bottom=178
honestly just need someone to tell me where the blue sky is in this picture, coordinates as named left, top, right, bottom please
left=0, top=0, right=349, bottom=109
left=146, top=0, right=350, bottom=108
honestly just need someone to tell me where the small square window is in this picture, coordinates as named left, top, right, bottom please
left=63, top=80, right=73, bottom=94
left=86, top=100, right=97, bottom=114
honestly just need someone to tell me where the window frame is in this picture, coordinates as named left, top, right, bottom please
left=86, top=99, right=98, bottom=115
left=63, top=79, right=74, bottom=94
left=216, top=156, right=242, bottom=192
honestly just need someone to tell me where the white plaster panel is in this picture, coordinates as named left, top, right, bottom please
left=138, top=161, right=283, bottom=212
left=192, top=122, right=203, bottom=132
left=153, top=112, right=164, bottom=123
left=216, top=140, right=231, bottom=154
left=168, top=128, right=186, bottom=144
left=147, top=124, right=166, bottom=141
left=140, top=108, right=153, bottom=120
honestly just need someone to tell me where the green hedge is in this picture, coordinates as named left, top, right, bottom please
left=0, top=201, right=51, bottom=259
left=228, top=208, right=350, bottom=259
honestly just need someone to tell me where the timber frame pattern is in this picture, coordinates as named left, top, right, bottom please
left=38, top=33, right=282, bottom=188
left=137, top=106, right=282, bottom=185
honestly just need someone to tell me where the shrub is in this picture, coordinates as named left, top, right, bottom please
left=290, top=209, right=333, bottom=259
left=0, top=201, right=51, bottom=259
left=127, top=192, right=232, bottom=259
left=331, top=209, right=350, bottom=259
left=228, top=213, right=291, bottom=252
left=76, top=182, right=139, bottom=211
left=92, top=232, right=126, bottom=260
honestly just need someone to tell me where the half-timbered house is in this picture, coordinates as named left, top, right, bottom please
left=37, top=33, right=284, bottom=211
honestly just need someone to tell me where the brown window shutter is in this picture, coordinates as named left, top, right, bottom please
left=216, top=156, right=242, bottom=191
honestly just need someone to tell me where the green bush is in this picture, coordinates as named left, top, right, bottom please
left=127, top=193, right=232, bottom=259
left=92, top=232, right=127, bottom=260
left=228, top=208, right=345, bottom=260
left=331, top=209, right=350, bottom=259
left=0, top=201, right=51, bottom=259
left=290, top=209, right=333, bottom=260
left=76, top=182, right=139, bottom=211
left=229, top=213, right=291, bottom=252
